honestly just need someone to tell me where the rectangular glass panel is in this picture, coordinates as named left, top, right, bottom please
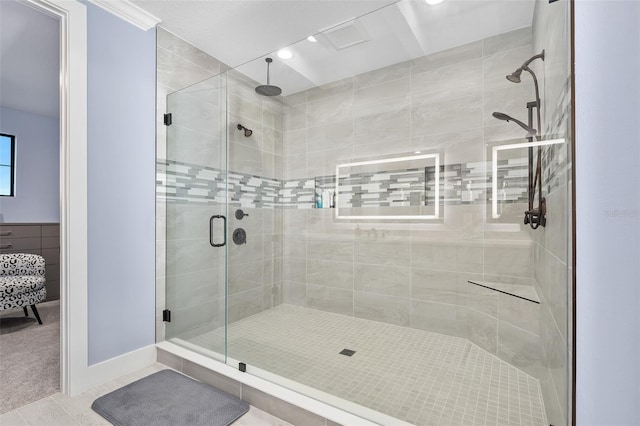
left=163, top=74, right=228, bottom=361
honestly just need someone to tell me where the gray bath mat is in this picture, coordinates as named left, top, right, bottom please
left=92, top=369, right=249, bottom=426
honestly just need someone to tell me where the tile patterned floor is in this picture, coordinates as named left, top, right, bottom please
left=188, top=305, right=547, bottom=426
left=0, top=363, right=292, bottom=426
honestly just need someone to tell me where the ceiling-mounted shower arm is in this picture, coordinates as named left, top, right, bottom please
left=265, top=57, right=272, bottom=85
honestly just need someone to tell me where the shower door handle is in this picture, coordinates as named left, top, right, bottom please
left=209, top=215, right=227, bottom=247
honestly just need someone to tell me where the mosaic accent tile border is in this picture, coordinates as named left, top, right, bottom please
left=158, top=160, right=280, bottom=208
left=338, top=169, right=427, bottom=208
left=156, top=156, right=558, bottom=209
left=280, top=178, right=315, bottom=209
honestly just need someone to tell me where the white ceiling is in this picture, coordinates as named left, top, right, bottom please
left=0, top=0, right=535, bottom=113
left=133, top=0, right=535, bottom=95
left=132, top=0, right=395, bottom=67
left=0, top=0, right=60, bottom=118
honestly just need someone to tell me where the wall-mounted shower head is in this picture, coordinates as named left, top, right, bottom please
left=505, top=50, right=545, bottom=84
left=492, top=112, right=537, bottom=136
left=255, top=57, right=282, bottom=97
left=506, top=68, right=523, bottom=83
left=237, top=124, right=253, bottom=137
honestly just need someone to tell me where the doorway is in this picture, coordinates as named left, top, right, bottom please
left=0, top=0, right=61, bottom=413
left=1, top=0, right=89, bottom=404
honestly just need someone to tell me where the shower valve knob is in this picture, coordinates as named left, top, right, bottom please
left=235, top=209, right=249, bottom=220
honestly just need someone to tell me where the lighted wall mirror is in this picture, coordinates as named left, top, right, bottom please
left=490, top=138, right=565, bottom=222
left=335, top=153, right=441, bottom=220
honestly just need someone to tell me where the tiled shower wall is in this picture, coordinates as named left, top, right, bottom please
left=280, top=27, right=547, bottom=381
left=532, top=0, right=572, bottom=424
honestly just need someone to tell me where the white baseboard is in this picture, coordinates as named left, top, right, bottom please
left=75, top=345, right=156, bottom=393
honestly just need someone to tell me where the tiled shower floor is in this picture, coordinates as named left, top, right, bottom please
left=186, top=305, right=547, bottom=426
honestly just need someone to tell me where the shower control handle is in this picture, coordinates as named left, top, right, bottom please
left=209, top=215, right=227, bottom=247
left=233, top=228, right=247, bottom=245
left=235, top=209, right=249, bottom=220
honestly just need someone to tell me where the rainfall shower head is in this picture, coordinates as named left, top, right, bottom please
left=505, top=50, right=545, bottom=84
left=255, top=58, right=282, bottom=97
left=237, top=124, right=252, bottom=137
left=492, top=112, right=537, bottom=136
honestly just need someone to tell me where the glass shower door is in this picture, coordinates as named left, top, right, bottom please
left=163, top=74, right=228, bottom=360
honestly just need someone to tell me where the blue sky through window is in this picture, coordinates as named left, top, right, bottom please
left=0, top=134, right=15, bottom=196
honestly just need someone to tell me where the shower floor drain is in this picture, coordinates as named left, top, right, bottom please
left=339, top=349, right=356, bottom=356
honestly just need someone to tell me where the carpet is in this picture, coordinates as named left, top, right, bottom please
left=0, top=300, right=60, bottom=414
left=91, top=369, right=249, bottom=426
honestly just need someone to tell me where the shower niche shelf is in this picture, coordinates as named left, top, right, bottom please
left=467, top=280, right=540, bottom=304
left=313, top=175, right=336, bottom=209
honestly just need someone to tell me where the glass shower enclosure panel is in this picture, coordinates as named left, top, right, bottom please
left=163, top=75, right=228, bottom=360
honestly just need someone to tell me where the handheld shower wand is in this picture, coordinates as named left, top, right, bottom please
left=491, top=112, right=537, bottom=137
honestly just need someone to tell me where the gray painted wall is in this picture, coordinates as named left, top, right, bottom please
left=576, top=1, right=640, bottom=425
left=0, top=107, right=59, bottom=223
left=86, top=2, right=156, bottom=365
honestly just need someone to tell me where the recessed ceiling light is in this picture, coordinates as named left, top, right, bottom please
left=415, top=151, right=422, bottom=154
left=277, top=49, right=293, bottom=60
left=307, top=35, right=317, bottom=43
left=424, top=0, right=445, bottom=4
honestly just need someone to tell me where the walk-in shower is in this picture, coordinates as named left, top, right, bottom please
left=157, top=0, right=573, bottom=424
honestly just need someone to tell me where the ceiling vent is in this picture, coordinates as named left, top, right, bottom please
left=320, top=19, right=370, bottom=50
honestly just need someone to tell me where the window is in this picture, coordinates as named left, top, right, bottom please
left=0, top=133, right=16, bottom=197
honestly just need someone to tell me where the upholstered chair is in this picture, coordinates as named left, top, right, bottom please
left=0, top=253, right=47, bottom=324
